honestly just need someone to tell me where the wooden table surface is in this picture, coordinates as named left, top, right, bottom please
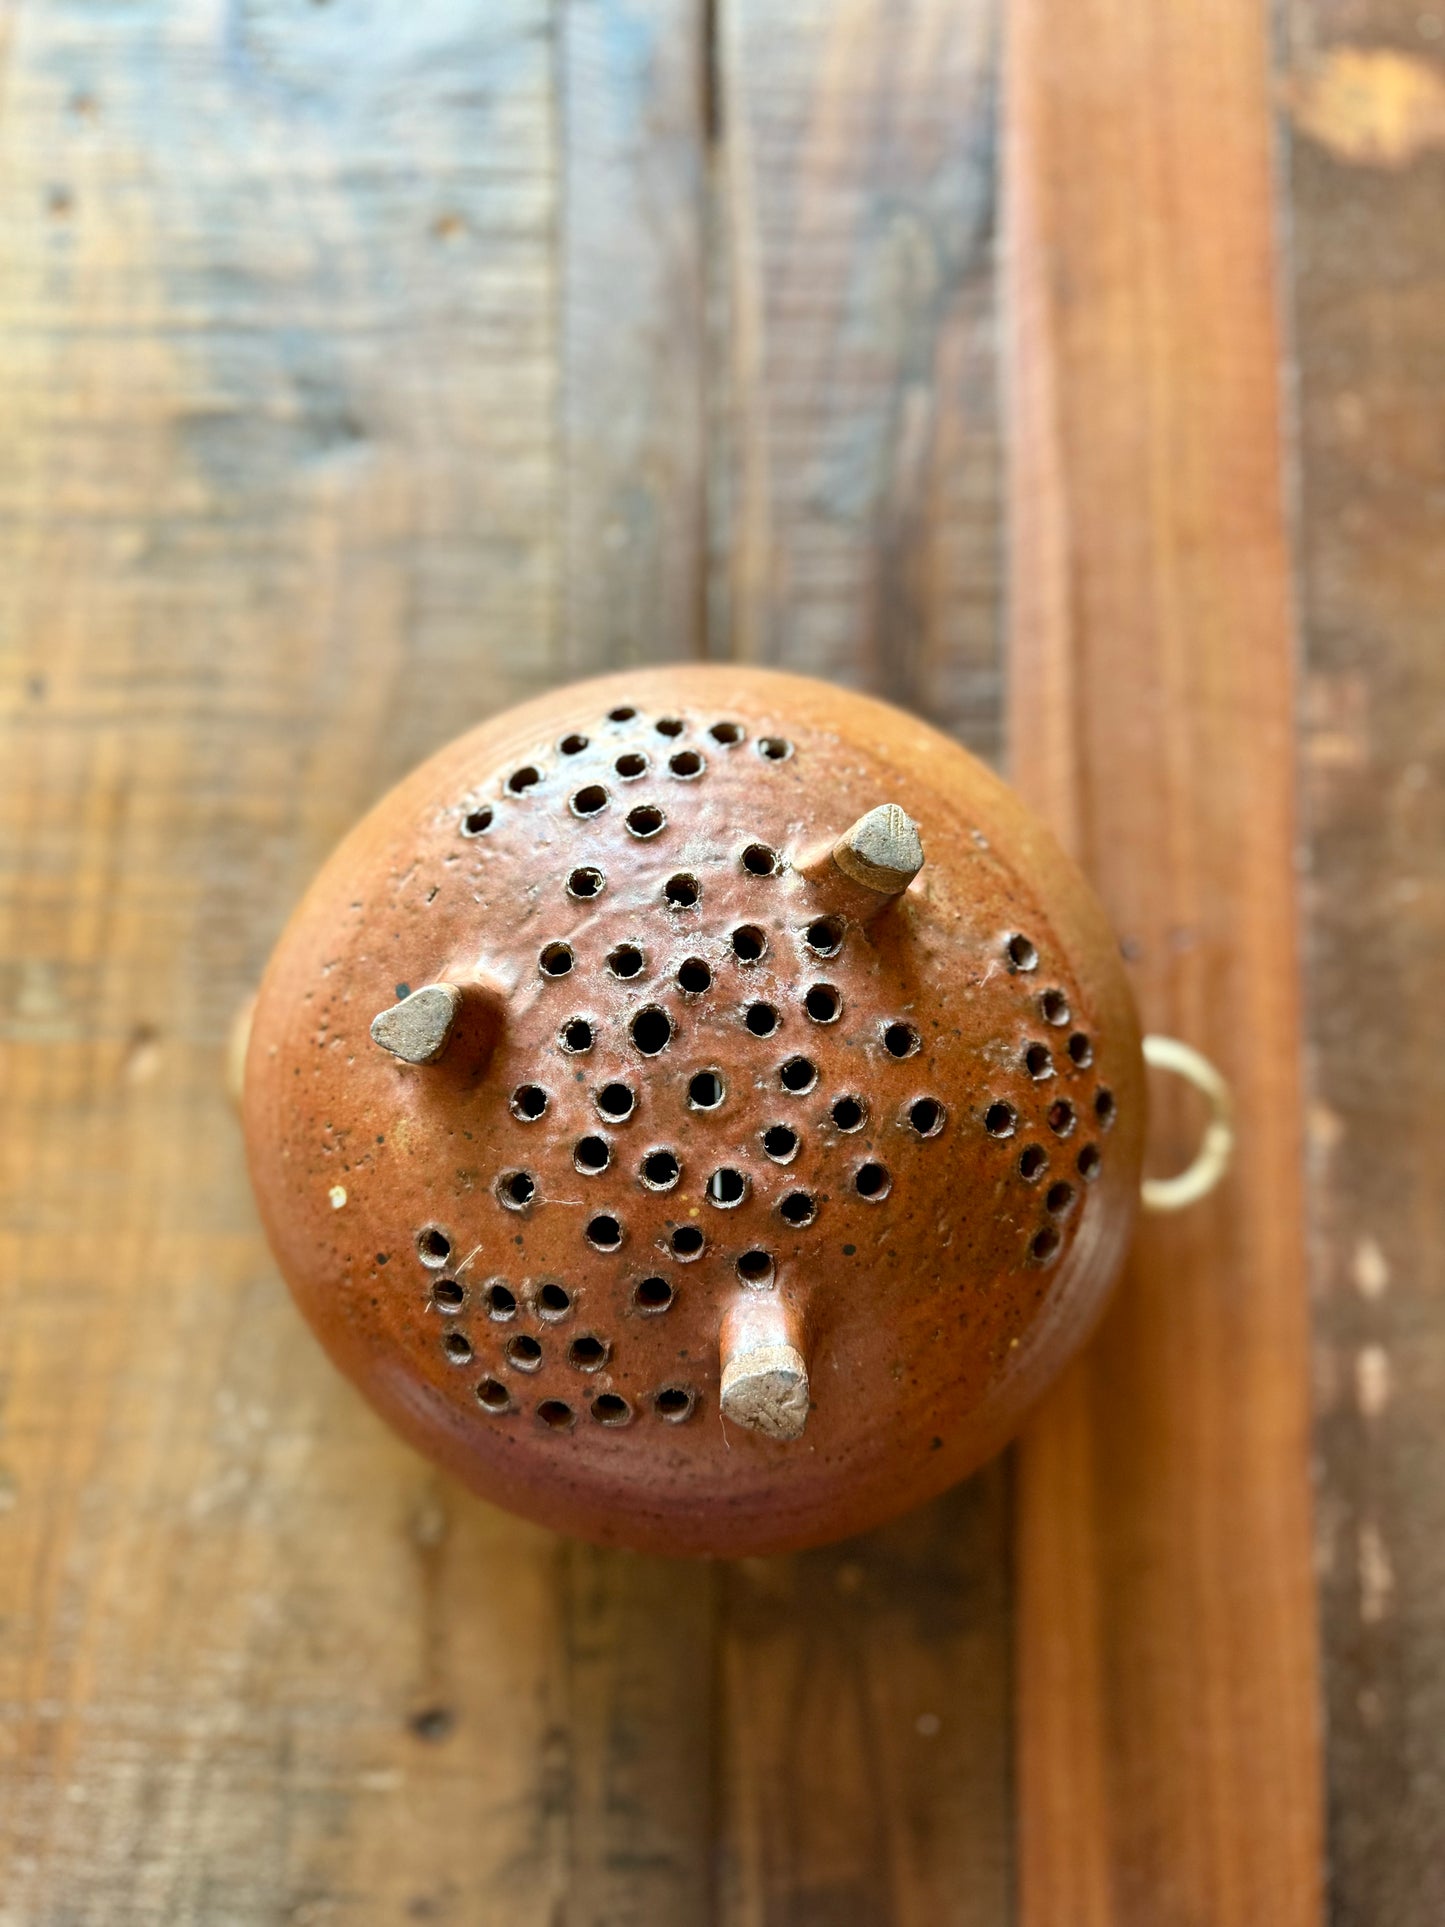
left=1, top=2, right=1439, bottom=1921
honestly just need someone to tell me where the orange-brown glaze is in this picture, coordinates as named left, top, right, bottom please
left=243, top=666, right=1144, bottom=1554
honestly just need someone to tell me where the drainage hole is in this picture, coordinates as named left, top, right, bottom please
left=540, top=941, right=574, bottom=977
left=1048, top=1100, right=1077, bottom=1138
left=461, top=806, right=493, bottom=837
left=559, top=732, right=589, bottom=755
left=669, top=1224, right=705, bottom=1259
left=707, top=1167, right=748, bottom=1207
left=608, top=942, right=644, bottom=979
left=443, top=1331, right=473, bottom=1364
left=1046, top=1181, right=1076, bottom=1216
left=763, top=1124, right=798, bottom=1162
left=630, top=1006, right=673, bottom=1055
left=1018, top=1143, right=1048, bottom=1181
left=1041, top=988, right=1071, bottom=1026
left=780, top=1055, right=817, bottom=1093
left=537, top=1281, right=572, bottom=1318
left=908, top=1097, right=945, bottom=1137
left=1069, top=1032, right=1094, bottom=1067
left=574, top=1135, right=611, bottom=1174
left=736, top=1248, right=775, bottom=1286
left=656, top=716, right=686, bottom=738
left=508, top=765, right=541, bottom=795
left=595, top=1081, right=635, bottom=1121
left=591, top=1393, right=631, bottom=1426
left=627, top=804, right=665, bottom=838
left=516, top=1079, right=547, bottom=1125
left=654, top=1385, right=695, bottom=1422
left=1077, top=1143, right=1102, bottom=1181
left=780, top=1190, right=816, bottom=1226
left=615, top=751, right=648, bottom=779
left=483, top=1280, right=518, bottom=1319
left=433, top=1278, right=465, bottom=1311
left=608, top=705, right=638, bottom=723
left=568, top=1333, right=609, bottom=1371
left=1094, top=1088, right=1116, bottom=1128
left=561, top=1017, right=595, bottom=1053
left=537, top=1398, right=576, bottom=1430
left=732, top=924, right=767, bottom=962
left=506, top=1334, right=543, bottom=1371
left=634, top=1276, right=674, bottom=1312
left=498, top=1170, right=536, bottom=1209
left=710, top=720, right=744, bottom=745
left=1024, top=1041, right=1053, bottom=1080
left=984, top=1101, right=1018, bottom=1139
left=664, top=873, right=700, bottom=909
left=742, top=842, right=780, bottom=876
left=570, top=784, right=608, bottom=818
left=567, top=866, right=604, bottom=900
left=804, top=917, right=843, bottom=957
left=585, top=1213, right=623, bottom=1250
left=476, top=1378, right=511, bottom=1413
left=669, top=749, right=704, bottom=779
left=745, top=1001, right=780, bottom=1037
left=832, top=1095, right=866, bottom=1132
left=677, top=957, right=712, bottom=995
left=855, top=1161, right=891, bottom=1200
left=416, top=1226, right=452, bottom=1268
left=642, top=1148, right=681, bottom=1190
left=804, top=983, right=842, bottom=1023
left=758, top=737, right=793, bottom=761
left=883, top=1021, right=921, bottom=1058
left=688, top=1069, right=725, bottom=1110
left=1030, top=1226, right=1061, bottom=1265
left=1007, top=932, right=1039, bottom=971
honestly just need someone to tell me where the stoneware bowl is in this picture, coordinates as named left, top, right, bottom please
left=243, top=665, right=1145, bottom=1555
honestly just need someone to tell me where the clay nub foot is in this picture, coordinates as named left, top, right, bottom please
left=370, top=983, right=464, bottom=1064
left=798, top=803, right=924, bottom=922
left=719, top=1296, right=811, bottom=1442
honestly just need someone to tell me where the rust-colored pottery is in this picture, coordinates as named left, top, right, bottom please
left=243, top=666, right=1144, bottom=1555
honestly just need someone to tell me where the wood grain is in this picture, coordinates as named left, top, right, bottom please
left=712, top=6, right=1012, bottom=1923
left=1285, top=4, right=1445, bottom=1921
left=715, top=0, right=1003, bottom=760
left=716, top=1480, right=1012, bottom=1927
left=1005, top=1, right=1325, bottom=1922
left=561, top=0, right=709, bottom=673
left=0, top=2, right=712, bottom=1922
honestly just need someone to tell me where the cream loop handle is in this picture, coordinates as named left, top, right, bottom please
left=1140, top=1034, right=1234, bottom=1213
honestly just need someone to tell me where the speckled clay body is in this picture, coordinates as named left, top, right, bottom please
left=243, top=666, right=1145, bottom=1556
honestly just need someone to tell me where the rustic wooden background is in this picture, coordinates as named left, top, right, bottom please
left=1, top=0, right=1439, bottom=1921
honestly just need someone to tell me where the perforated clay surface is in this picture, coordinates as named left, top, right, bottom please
left=250, top=684, right=1131, bottom=1550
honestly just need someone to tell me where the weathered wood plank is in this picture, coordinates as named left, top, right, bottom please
left=716, top=1480, right=1012, bottom=1927
left=713, top=7, right=1012, bottom=1923
left=0, top=2, right=708, bottom=1921
left=715, top=0, right=1002, bottom=760
left=557, top=1539, right=720, bottom=1926
left=1005, top=1, right=1325, bottom=1921
left=1284, top=7, right=1445, bottom=1921
left=561, top=0, right=709, bottom=673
